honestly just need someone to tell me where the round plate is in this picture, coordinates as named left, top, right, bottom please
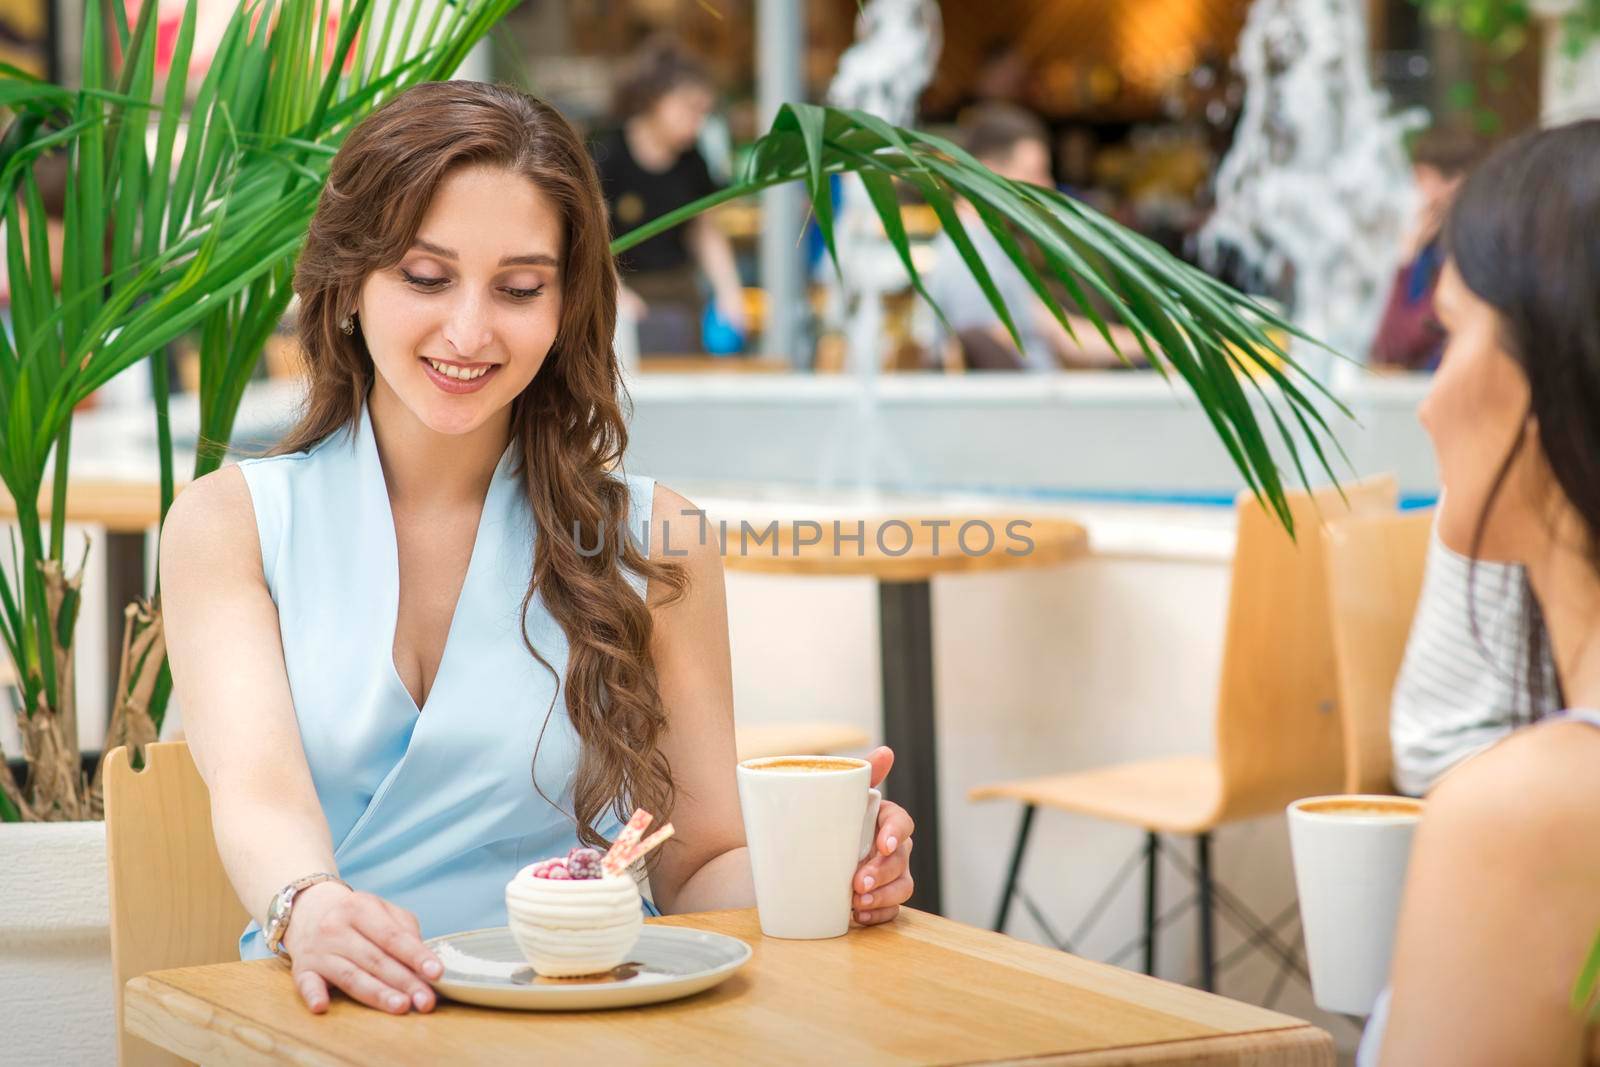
left=425, top=925, right=752, bottom=1011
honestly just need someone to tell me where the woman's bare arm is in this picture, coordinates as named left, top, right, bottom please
left=639, top=485, right=752, bottom=914
left=1380, top=720, right=1600, bottom=1065
left=161, top=467, right=440, bottom=1014
left=160, top=467, right=340, bottom=923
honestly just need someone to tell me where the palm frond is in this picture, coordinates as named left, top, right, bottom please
left=615, top=102, right=1349, bottom=533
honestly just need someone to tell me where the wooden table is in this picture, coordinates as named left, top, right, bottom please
left=125, top=909, right=1331, bottom=1065
left=723, top=516, right=1090, bottom=915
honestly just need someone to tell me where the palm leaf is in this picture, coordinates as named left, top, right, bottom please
left=1575, top=925, right=1600, bottom=1019
left=617, top=103, right=1348, bottom=533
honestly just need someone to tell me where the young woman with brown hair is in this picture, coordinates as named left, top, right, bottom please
left=159, top=81, right=914, bottom=1017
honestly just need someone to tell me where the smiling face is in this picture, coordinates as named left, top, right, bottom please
left=1419, top=262, right=1548, bottom=561
left=356, top=163, right=565, bottom=437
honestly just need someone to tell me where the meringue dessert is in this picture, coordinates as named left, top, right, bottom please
left=505, top=852, right=644, bottom=978
left=504, top=814, right=674, bottom=978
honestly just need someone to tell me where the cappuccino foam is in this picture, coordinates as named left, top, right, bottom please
left=1296, top=797, right=1422, bottom=819
left=744, top=757, right=864, bottom=774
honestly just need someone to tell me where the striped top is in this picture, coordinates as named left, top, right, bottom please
left=1389, top=522, right=1554, bottom=795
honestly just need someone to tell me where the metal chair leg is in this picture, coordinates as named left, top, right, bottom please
left=993, top=804, right=1037, bottom=933
left=1197, top=832, right=1215, bottom=992
left=1142, top=831, right=1159, bottom=976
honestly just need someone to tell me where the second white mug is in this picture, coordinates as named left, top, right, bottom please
left=1287, top=793, right=1424, bottom=1016
left=736, top=755, right=882, bottom=940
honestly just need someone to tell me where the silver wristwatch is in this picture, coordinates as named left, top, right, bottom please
left=263, top=873, right=349, bottom=960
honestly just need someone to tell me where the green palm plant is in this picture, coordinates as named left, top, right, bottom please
left=1, top=0, right=1346, bottom=824
left=621, top=105, right=1345, bottom=529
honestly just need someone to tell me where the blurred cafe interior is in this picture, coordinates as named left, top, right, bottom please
left=4, top=0, right=1600, bottom=1063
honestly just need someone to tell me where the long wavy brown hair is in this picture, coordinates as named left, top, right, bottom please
left=280, top=81, right=687, bottom=850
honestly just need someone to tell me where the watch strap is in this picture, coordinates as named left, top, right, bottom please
left=264, top=872, right=349, bottom=960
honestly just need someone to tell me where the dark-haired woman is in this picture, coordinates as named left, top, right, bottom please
left=159, top=81, right=914, bottom=1017
left=590, top=40, right=745, bottom=353
left=1359, top=119, right=1600, bottom=1064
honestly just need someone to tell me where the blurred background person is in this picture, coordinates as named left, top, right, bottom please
left=925, top=103, right=1139, bottom=371
left=590, top=37, right=746, bottom=356
left=1368, top=126, right=1486, bottom=372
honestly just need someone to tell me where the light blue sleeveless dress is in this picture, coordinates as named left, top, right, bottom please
left=1356, top=709, right=1600, bottom=1064
left=234, top=404, right=657, bottom=959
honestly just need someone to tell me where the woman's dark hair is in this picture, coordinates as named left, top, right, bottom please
left=1444, top=118, right=1600, bottom=718
left=612, top=38, right=714, bottom=122
left=284, top=81, right=688, bottom=851
left=1409, top=125, right=1487, bottom=179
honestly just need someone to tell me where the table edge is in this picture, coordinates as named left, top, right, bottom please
left=972, top=1024, right=1336, bottom=1065
left=126, top=972, right=347, bottom=1067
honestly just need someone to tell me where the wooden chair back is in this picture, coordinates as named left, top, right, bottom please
left=105, top=742, right=247, bottom=1067
left=1212, top=475, right=1398, bottom=822
left=1323, top=508, right=1436, bottom=794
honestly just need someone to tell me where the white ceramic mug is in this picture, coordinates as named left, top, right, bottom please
left=736, top=755, right=883, bottom=940
left=1287, top=794, right=1424, bottom=1016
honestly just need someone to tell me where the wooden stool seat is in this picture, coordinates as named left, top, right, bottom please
left=970, top=755, right=1222, bottom=836
left=735, top=723, right=871, bottom=761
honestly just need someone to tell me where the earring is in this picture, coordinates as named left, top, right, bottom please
left=339, top=313, right=355, bottom=336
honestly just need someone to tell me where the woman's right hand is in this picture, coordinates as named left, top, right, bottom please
left=282, top=882, right=443, bottom=1014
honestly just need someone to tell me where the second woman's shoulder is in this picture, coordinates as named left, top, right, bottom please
left=1425, top=717, right=1600, bottom=866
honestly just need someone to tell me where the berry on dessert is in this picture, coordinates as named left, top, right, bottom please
left=567, top=847, right=603, bottom=879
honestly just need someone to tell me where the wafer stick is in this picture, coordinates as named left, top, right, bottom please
left=624, top=823, right=675, bottom=867
left=602, top=809, right=653, bottom=876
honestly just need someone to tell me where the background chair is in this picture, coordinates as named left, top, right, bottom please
left=1323, top=508, right=1436, bottom=795
left=105, top=742, right=246, bottom=1067
left=970, top=475, right=1397, bottom=993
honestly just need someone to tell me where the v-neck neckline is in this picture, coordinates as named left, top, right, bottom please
left=359, top=405, right=513, bottom=716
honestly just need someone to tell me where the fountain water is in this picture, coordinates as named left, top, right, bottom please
left=1200, top=0, right=1422, bottom=384
left=817, top=0, right=943, bottom=491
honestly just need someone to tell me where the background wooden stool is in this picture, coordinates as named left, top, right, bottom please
left=1323, top=508, right=1435, bottom=794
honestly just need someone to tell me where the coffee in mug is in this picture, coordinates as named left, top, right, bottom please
left=736, top=755, right=882, bottom=939
left=746, top=757, right=864, bottom=774
left=1295, top=797, right=1422, bottom=818
left=1288, top=794, right=1424, bottom=1016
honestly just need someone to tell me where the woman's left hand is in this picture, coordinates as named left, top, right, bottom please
left=853, top=746, right=916, bottom=926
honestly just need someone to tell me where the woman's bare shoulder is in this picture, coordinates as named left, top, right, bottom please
left=648, top=482, right=719, bottom=568
left=159, top=465, right=262, bottom=583
left=1426, top=719, right=1600, bottom=871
